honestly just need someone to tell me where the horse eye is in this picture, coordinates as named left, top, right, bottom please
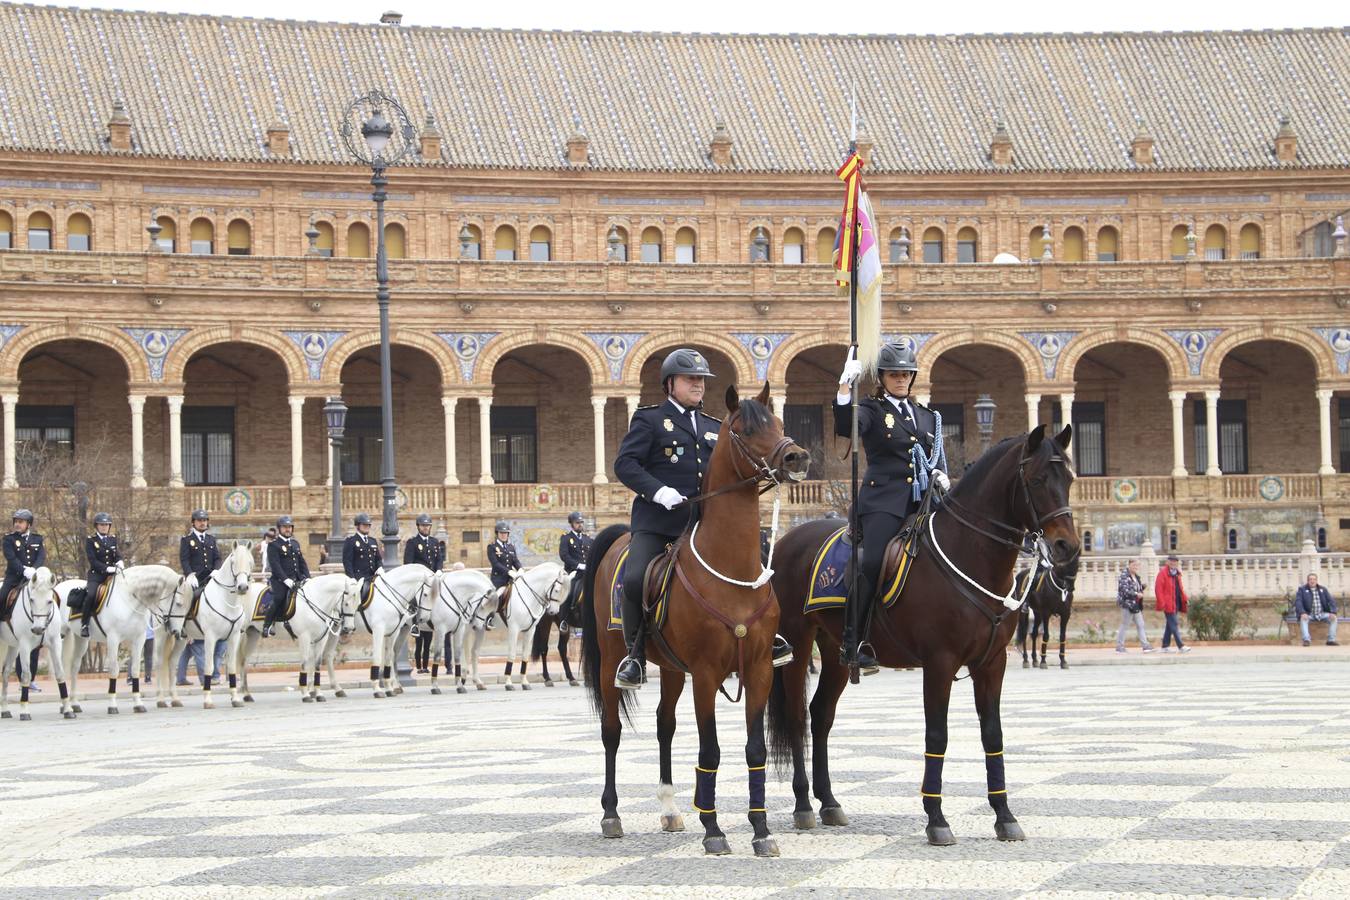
left=1031, top=476, right=1046, bottom=487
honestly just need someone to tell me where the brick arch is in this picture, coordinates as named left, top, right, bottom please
left=624, top=330, right=756, bottom=386
left=1059, top=327, right=1189, bottom=386
left=475, top=329, right=606, bottom=387
left=768, top=327, right=851, bottom=386
left=322, top=328, right=456, bottom=385
left=916, top=329, right=1041, bottom=387
left=1202, top=325, right=1334, bottom=382
left=0, top=320, right=147, bottom=383
left=162, top=326, right=307, bottom=385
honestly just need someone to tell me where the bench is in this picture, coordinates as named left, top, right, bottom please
left=1281, top=612, right=1348, bottom=645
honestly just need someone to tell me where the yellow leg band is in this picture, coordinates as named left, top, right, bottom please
left=693, top=805, right=715, bottom=814
left=924, top=752, right=944, bottom=759
left=695, top=766, right=717, bottom=773
left=985, top=750, right=1004, bottom=756
left=747, top=765, right=766, bottom=771
left=920, top=792, right=942, bottom=798
left=749, top=807, right=767, bottom=813
left=988, top=789, right=1008, bottom=795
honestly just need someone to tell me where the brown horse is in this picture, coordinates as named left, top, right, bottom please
left=767, top=425, right=1079, bottom=845
left=580, top=383, right=810, bottom=856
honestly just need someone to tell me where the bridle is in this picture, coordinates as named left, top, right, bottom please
left=6, top=579, right=54, bottom=638
left=506, top=566, right=567, bottom=631
left=940, top=446, right=1075, bottom=564
left=679, top=413, right=801, bottom=508
left=431, top=574, right=495, bottom=630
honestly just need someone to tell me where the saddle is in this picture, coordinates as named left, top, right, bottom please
left=357, top=577, right=378, bottom=613
left=65, top=580, right=113, bottom=623
left=606, top=541, right=678, bottom=633
left=1, top=585, right=17, bottom=622
left=494, top=583, right=513, bottom=623
left=804, top=510, right=928, bottom=614
left=255, top=586, right=299, bottom=623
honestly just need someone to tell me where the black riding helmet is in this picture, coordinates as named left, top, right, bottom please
left=93, top=512, right=113, bottom=526
left=876, top=342, right=919, bottom=373
left=660, top=348, right=715, bottom=393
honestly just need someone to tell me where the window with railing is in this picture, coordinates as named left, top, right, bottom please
left=490, top=406, right=537, bottom=483
left=67, top=213, right=92, bottom=251
left=932, top=403, right=966, bottom=474
left=340, top=407, right=382, bottom=484
left=15, top=405, right=74, bottom=484
left=1203, top=224, right=1226, bottom=261
left=1239, top=223, right=1261, bottom=260
left=182, top=406, right=234, bottom=485
left=1193, top=399, right=1248, bottom=474
left=1338, top=397, right=1350, bottom=472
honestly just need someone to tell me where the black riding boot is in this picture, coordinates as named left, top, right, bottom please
left=840, top=574, right=879, bottom=675
left=261, top=600, right=279, bottom=638
left=615, top=593, right=646, bottom=691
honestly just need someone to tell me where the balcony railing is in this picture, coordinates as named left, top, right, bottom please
left=1070, top=547, right=1343, bottom=601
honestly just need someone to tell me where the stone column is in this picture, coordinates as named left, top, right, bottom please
left=1317, top=387, right=1335, bottom=475
left=1025, top=392, right=1042, bottom=433
left=2, top=393, right=17, bottom=489
left=441, top=395, right=460, bottom=485
left=1058, top=393, right=1074, bottom=438
left=770, top=393, right=785, bottom=421
left=1204, top=388, right=1221, bottom=476
left=129, top=394, right=147, bottom=489
left=477, top=396, right=494, bottom=485
left=288, top=396, right=306, bottom=487
left=624, top=394, right=640, bottom=423
left=167, top=395, right=184, bottom=488
left=1168, top=390, right=1188, bottom=477
left=590, top=396, right=609, bottom=485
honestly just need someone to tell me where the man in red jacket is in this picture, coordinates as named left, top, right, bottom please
left=1154, top=554, right=1191, bottom=653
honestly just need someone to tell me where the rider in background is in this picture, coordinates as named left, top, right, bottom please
left=1, top=509, right=45, bottom=623
left=405, top=513, right=444, bottom=672
left=79, top=512, right=122, bottom=637
left=179, top=509, right=220, bottom=602
left=834, top=343, right=949, bottom=674
left=557, top=511, right=592, bottom=626
left=486, top=521, right=521, bottom=629
left=343, top=512, right=382, bottom=602
left=263, top=515, right=309, bottom=637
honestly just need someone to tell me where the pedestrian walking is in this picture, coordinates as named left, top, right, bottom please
left=1153, top=554, right=1191, bottom=653
left=1115, top=558, right=1155, bottom=653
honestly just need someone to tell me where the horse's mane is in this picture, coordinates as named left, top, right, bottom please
left=733, top=397, right=773, bottom=437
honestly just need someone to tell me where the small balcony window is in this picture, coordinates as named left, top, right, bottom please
left=66, top=213, right=92, bottom=251
left=27, top=211, right=52, bottom=251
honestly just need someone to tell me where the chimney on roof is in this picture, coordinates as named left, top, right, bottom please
left=1274, top=115, right=1298, bottom=163
left=1131, top=124, right=1154, bottom=166
left=989, top=122, right=1013, bottom=167
left=380, top=11, right=403, bottom=25
left=266, top=121, right=291, bottom=157
left=709, top=122, right=733, bottom=168
left=565, top=131, right=589, bottom=167
left=854, top=131, right=874, bottom=167
left=420, top=114, right=443, bottom=161
left=107, top=100, right=132, bottom=152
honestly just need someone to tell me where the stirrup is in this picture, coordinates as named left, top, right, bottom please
left=771, top=635, right=794, bottom=668
left=614, top=655, right=645, bottom=690
left=856, top=642, right=880, bottom=676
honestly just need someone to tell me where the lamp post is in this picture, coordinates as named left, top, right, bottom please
left=341, top=89, right=415, bottom=568
left=974, top=394, right=997, bottom=456
left=324, top=397, right=347, bottom=565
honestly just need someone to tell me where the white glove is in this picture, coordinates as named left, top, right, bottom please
left=653, top=486, right=686, bottom=510
left=933, top=471, right=951, bottom=492
left=508, top=568, right=522, bottom=579
left=577, top=563, right=586, bottom=572
left=105, top=565, right=117, bottom=574
left=838, top=346, right=862, bottom=386
left=284, top=578, right=295, bottom=589
left=22, top=566, right=35, bottom=579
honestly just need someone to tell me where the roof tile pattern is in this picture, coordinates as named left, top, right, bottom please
left=0, top=3, right=1347, bottom=172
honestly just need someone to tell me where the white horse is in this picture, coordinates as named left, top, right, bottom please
left=414, top=568, right=496, bottom=695
left=59, top=565, right=191, bottom=715
left=154, top=542, right=254, bottom=710
left=0, top=568, right=75, bottom=720
left=234, top=572, right=358, bottom=703
left=343, top=564, right=435, bottom=699
left=496, top=561, right=571, bottom=691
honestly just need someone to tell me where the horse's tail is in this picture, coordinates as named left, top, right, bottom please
left=530, top=612, right=553, bottom=661
left=767, top=656, right=808, bottom=779
left=581, top=523, right=632, bottom=724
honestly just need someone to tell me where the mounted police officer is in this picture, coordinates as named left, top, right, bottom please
left=179, top=509, right=220, bottom=601
left=1, top=509, right=46, bottom=623
left=78, top=512, right=122, bottom=637
left=557, top=511, right=592, bottom=624
left=263, top=515, right=310, bottom=637
left=343, top=512, right=382, bottom=602
left=486, top=521, right=521, bottom=629
left=835, top=342, right=950, bottom=673
left=404, top=513, right=444, bottom=571
left=613, top=348, right=792, bottom=691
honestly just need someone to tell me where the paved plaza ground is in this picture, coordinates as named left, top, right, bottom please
left=1, top=653, right=1347, bottom=898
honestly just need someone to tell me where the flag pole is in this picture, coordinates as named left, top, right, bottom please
left=846, top=93, right=863, bottom=685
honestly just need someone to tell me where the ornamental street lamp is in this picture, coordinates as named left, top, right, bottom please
left=324, top=397, right=347, bottom=565
left=340, top=89, right=415, bottom=568
left=974, top=393, right=997, bottom=456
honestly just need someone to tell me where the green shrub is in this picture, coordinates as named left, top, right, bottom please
left=1187, top=593, right=1252, bottom=641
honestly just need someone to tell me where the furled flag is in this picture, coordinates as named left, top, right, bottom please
left=833, top=150, right=883, bottom=374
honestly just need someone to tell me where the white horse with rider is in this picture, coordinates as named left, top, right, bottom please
left=483, top=561, right=571, bottom=691
left=58, top=564, right=192, bottom=715
left=329, top=564, right=434, bottom=699
left=233, top=571, right=359, bottom=703
left=1, top=567, right=76, bottom=720
left=154, top=542, right=254, bottom=710
left=411, top=567, right=496, bottom=695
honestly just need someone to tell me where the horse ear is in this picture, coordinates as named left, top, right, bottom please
left=756, top=381, right=770, bottom=408
left=1054, top=423, right=1073, bottom=451
left=1025, top=423, right=1047, bottom=453
left=725, top=384, right=740, bottom=413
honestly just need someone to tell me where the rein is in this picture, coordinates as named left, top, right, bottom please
left=434, top=576, right=494, bottom=630
left=7, top=581, right=53, bottom=639
left=507, top=567, right=565, bottom=632
left=673, top=557, right=777, bottom=703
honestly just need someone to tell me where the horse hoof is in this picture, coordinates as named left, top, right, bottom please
left=107, top=707, right=119, bottom=715
left=372, top=691, right=385, bottom=699
left=793, top=810, right=817, bottom=830
left=600, top=817, right=624, bottom=839
left=1021, top=660, right=1030, bottom=669
left=430, top=687, right=442, bottom=695
left=244, top=695, right=255, bottom=703
left=63, top=710, right=76, bottom=720
left=1038, top=660, right=1048, bottom=670
left=820, top=806, right=850, bottom=827
left=457, top=686, right=468, bottom=695
left=170, top=699, right=183, bottom=708
left=995, top=820, right=1026, bottom=842
left=393, top=687, right=404, bottom=696
left=544, top=680, right=554, bottom=687
left=0, top=710, right=10, bottom=719
left=926, top=825, right=957, bottom=846
left=660, top=814, right=685, bottom=833
left=302, top=695, right=314, bottom=703
left=71, top=704, right=83, bottom=714
left=133, top=704, right=147, bottom=714
left=1060, top=660, right=1069, bottom=670
left=19, top=713, right=31, bottom=722
left=752, top=837, right=780, bottom=858
left=156, top=700, right=168, bottom=709
left=521, top=682, right=531, bottom=691
left=569, top=679, right=580, bottom=687
left=333, top=690, right=346, bottom=699
left=231, top=700, right=244, bottom=708
left=504, top=683, right=515, bottom=691
left=203, top=701, right=215, bottom=710
left=314, top=694, right=326, bottom=703
left=476, top=683, right=486, bottom=691
left=703, top=835, right=732, bottom=856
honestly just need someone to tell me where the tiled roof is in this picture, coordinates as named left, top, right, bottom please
left=0, top=3, right=1347, bottom=173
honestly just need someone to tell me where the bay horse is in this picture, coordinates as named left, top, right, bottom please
left=1014, top=566, right=1075, bottom=669
left=530, top=588, right=583, bottom=687
left=767, top=425, right=1078, bottom=845
left=580, top=383, right=810, bottom=857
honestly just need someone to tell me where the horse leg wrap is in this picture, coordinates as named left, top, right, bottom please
left=58, top=682, right=69, bottom=700
left=381, top=665, right=391, bottom=681
left=314, top=672, right=321, bottom=688
left=20, top=686, right=29, bottom=703
left=748, top=766, right=767, bottom=813
left=299, top=672, right=308, bottom=687
left=431, top=663, right=439, bottom=678
left=228, top=674, right=237, bottom=690
left=504, top=661, right=513, bottom=676
left=129, top=677, right=140, bottom=695
left=921, top=752, right=944, bottom=799
left=202, top=675, right=212, bottom=692
left=369, top=665, right=379, bottom=682
left=454, top=664, right=461, bottom=678
left=985, top=750, right=1007, bottom=800
left=693, top=766, right=717, bottom=814
left=107, top=678, right=117, bottom=696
